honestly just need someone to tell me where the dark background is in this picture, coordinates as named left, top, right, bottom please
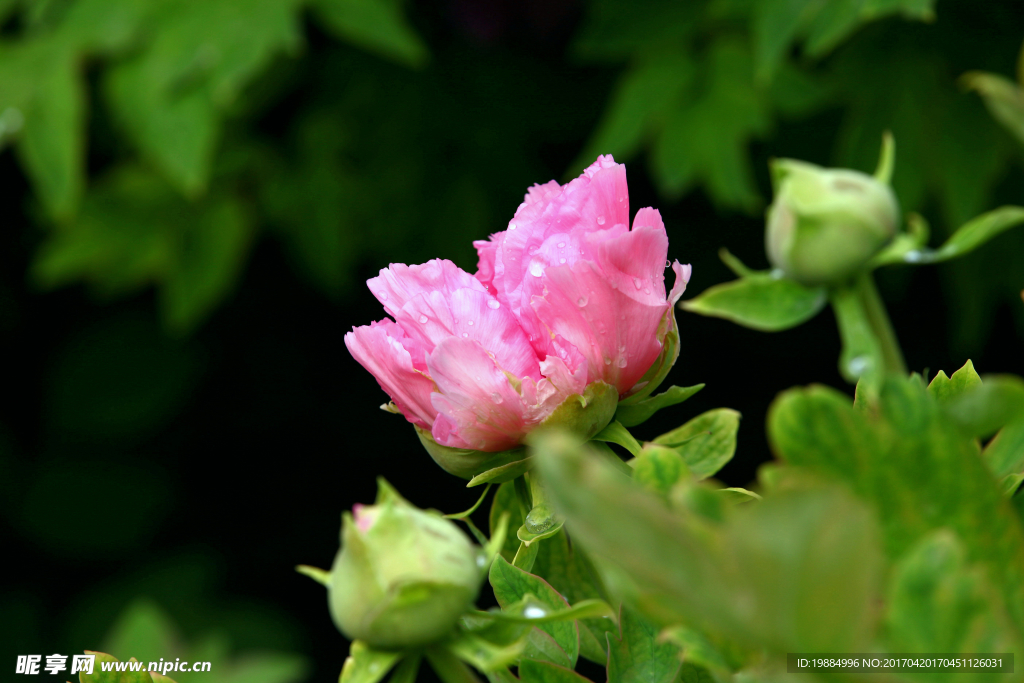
left=1, top=1, right=1023, bottom=681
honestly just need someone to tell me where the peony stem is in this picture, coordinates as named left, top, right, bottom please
left=856, top=271, right=907, bottom=377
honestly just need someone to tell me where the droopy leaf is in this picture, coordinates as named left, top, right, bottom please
left=680, top=274, right=827, bottom=332
left=652, top=409, right=740, bottom=480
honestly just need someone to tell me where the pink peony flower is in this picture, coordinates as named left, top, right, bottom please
left=345, top=155, right=690, bottom=458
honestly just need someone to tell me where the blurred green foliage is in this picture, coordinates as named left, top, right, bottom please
left=0, top=0, right=1021, bottom=343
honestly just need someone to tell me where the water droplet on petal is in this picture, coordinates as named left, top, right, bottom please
left=509, top=223, right=517, bottom=230
left=487, top=300, right=500, bottom=309
left=618, top=196, right=624, bottom=202
left=418, top=315, right=428, bottom=323
left=467, top=320, right=474, bottom=326
left=380, top=292, right=388, bottom=300
left=643, top=287, right=651, bottom=295
left=490, top=392, right=503, bottom=404
left=557, top=242, right=565, bottom=248
left=577, top=296, right=588, bottom=307
left=604, top=357, right=612, bottom=366
left=530, top=263, right=544, bottom=277
left=617, top=357, right=628, bottom=368
left=559, top=258, right=566, bottom=264
left=665, top=260, right=671, bottom=268
left=462, top=332, right=469, bottom=337
left=597, top=216, right=605, bottom=225
left=633, top=277, right=643, bottom=289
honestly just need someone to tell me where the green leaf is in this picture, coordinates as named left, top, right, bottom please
left=473, top=599, right=615, bottom=625
left=658, top=626, right=733, bottom=674
left=447, top=628, right=525, bottom=673
left=488, top=556, right=579, bottom=668
left=615, top=385, right=705, bottom=428
left=631, top=444, right=690, bottom=499
left=592, top=421, right=642, bottom=457
left=962, top=71, right=1024, bottom=146
left=385, top=656, right=420, bottom=683
left=942, top=375, right=1024, bottom=439
left=680, top=274, right=827, bottom=332
left=984, top=421, right=1024, bottom=481
left=340, top=641, right=401, bottom=683
left=767, top=378, right=1024, bottom=633
left=885, top=530, right=1022, bottom=659
left=652, top=408, right=740, bottom=480
left=924, top=206, right=1024, bottom=264
left=104, top=0, right=302, bottom=196
left=518, top=659, right=594, bottom=683
left=607, top=605, right=682, bottom=683
left=309, top=0, right=427, bottom=68
left=927, top=359, right=982, bottom=402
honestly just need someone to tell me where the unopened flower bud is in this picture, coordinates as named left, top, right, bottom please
left=328, top=479, right=483, bottom=648
left=765, top=159, right=899, bottom=286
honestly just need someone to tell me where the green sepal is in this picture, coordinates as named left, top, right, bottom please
left=614, top=384, right=705, bottom=428
left=295, top=564, right=330, bottom=586
left=446, top=624, right=527, bottom=673
left=872, top=206, right=1024, bottom=266
left=652, top=408, right=740, bottom=480
left=538, top=381, right=618, bottom=440
left=680, top=272, right=828, bottom=332
left=513, top=540, right=540, bottom=572
left=416, top=427, right=526, bottom=481
left=592, top=420, right=642, bottom=456
left=339, top=641, right=402, bottom=683
left=468, top=459, right=532, bottom=488
left=868, top=213, right=930, bottom=267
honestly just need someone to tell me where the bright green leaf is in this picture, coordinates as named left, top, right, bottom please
left=680, top=274, right=827, bottom=332
left=631, top=444, right=690, bottom=499
left=615, top=385, right=705, bottom=428
left=942, top=375, right=1024, bottom=439
left=592, top=421, right=642, bottom=457
left=653, top=408, right=740, bottom=480
left=339, top=641, right=401, bottom=683
left=927, top=359, right=982, bottom=402
left=985, top=421, right=1024, bottom=482
left=962, top=71, right=1024, bottom=146
left=518, top=659, right=594, bottom=683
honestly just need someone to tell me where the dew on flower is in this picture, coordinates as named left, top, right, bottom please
left=487, top=300, right=500, bottom=309
left=618, top=196, right=624, bottom=202
left=577, top=296, right=588, bottom=307
left=604, top=357, right=612, bottom=365
left=665, top=260, right=671, bottom=268
left=597, top=216, right=605, bottom=225
left=490, top=392, right=503, bottom=404
left=557, top=242, right=565, bottom=248
left=509, top=222, right=517, bottom=230
left=462, top=332, right=469, bottom=337
left=559, top=258, right=566, bottom=264
left=617, top=357, right=628, bottom=368
left=524, top=606, right=546, bottom=619
left=530, top=263, right=544, bottom=277
left=468, top=320, right=474, bottom=326
left=418, top=315, right=428, bottom=323
left=633, top=277, right=642, bottom=289
left=380, top=292, right=388, bottom=300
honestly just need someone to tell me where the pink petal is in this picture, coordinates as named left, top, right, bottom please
left=531, top=260, right=670, bottom=396
left=473, top=239, right=498, bottom=295
left=345, top=321, right=437, bottom=429
left=669, top=261, right=692, bottom=305
left=428, top=338, right=532, bottom=451
left=590, top=219, right=670, bottom=304
left=367, top=259, right=486, bottom=319
left=395, top=288, right=540, bottom=381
